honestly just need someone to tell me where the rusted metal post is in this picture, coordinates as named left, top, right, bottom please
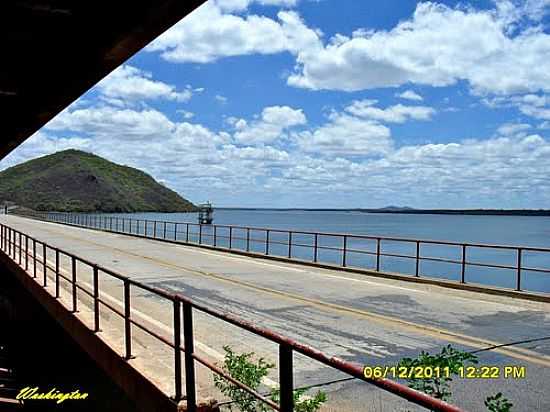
left=43, top=243, right=47, bottom=286
left=461, top=245, right=466, bottom=283
left=93, top=266, right=100, bottom=332
left=376, top=238, right=381, bottom=271
left=279, top=344, right=294, bottom=412
left=25, top=235, right=29, bottom=270
left=516, top=248, right=522, bottom=291
left=265, top=230, right=270, bottom=255
left=342, top=235, right=348, bottom=267
left=288, top=232, right=292, bottom=258
left=124, top=279, right=132, bottom=359
left=72, top=256, right=77, bottom=311
left=415, top=241, right=420, bottom=277
left=229, top=226, right=233, bottom=249
left=183, top=303, right=197, bottom=412
left=55, top=250, right=60, bottom=298
left=33, top=239, right=36, bottom=278
left=246, top=228, right=250, bottom=252
left=173, top=300, right=182, bottom=401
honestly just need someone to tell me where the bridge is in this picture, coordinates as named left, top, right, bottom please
left=1, top=211, right=549, bottom=411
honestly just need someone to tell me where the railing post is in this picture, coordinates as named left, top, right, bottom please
left=154, top=221, right=157, bottom=238
left=183, top=303, right=196, bottom=412
left=19, top=232, right=22, bottom=264
left=163, top=221, right=167, bottom=239
left=124, top=279, right=132, bottom=359
left=265, top=230, right=270, bottom=255
left=246, top=228, right=250, bottom=252
left=279, top=344, right=294, bottom=412
left=376, top=238, right=381, bottom=271
left=313, top=233, right=318, bottom=262
left=516, top=248, right=522, bottom=291
left=110, top=217, right=113, bottom=231
left=229, top=226, right=233, bottom=249
left=199, top=224, right=202, bottom=244
left=93, top=265, right=100, bottom=332
left=72, top=256, right=77, bottom=311
left=33, top=239, right=37, bottom=278
left=43, top=243, right=47, bottom=286
left=186, top=223, right=189, bottom=243
left=213, top=226, right=217, bottom=247
left=415, top=241, right=420, bottom=277
left=342, top=235, right=347, bottom=267
left=288, top=232, right=293, bottom=258
left=174, top=223, right=178, bottom=241
left=461, top=245, right=466, bottom=283
left=55, top=250, right=60, bottom=298
left=25, top=235, right=28, bottom=270
left=173, top=300, right=182, bottom=401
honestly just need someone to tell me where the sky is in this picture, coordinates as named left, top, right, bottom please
left=2, top=0, right=550, bottom=209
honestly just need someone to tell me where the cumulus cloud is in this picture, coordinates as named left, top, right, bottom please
left=233, top=106, right=306, bottom=144
left=345, top=100, right=436, bottom=123
left=145, top=2, right=319, bottom=63
left=293, top=111, right=392, bottom=156
left=97, top=65, right=192, bottom=104
left=396, top=90, right=424, bottom=101
left=496, top=122, right=532, bottom=136
left=287, top=2, right=550, bottom=95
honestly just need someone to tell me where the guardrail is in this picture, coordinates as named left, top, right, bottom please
left=12, top=209, right=550, bottom=293
left=0, top=222, right=466, bottom=411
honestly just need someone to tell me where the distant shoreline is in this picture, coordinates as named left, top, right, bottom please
left=215, top=208, right=550, bottom=217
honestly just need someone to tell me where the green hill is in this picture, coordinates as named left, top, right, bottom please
left=0, top=149, right=197, bottom=213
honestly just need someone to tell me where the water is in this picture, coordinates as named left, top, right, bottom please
left=95, top=210, right=550, bottom=293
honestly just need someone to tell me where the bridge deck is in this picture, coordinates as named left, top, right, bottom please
left=2, top=215, right=550, bottom=411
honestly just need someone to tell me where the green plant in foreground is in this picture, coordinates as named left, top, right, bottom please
left=485, top=392, right=513, bottom=412
left=214, top=346, right=326, bottom=412
left=399, top=345, right=513, bottom=411
left=398, top=344, right=478, bottom=402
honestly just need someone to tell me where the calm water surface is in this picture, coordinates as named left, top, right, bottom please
left=98, top=210, right=550, bottom=293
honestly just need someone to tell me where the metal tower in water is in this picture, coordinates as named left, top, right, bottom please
left=197, top=202, right=213, bottom=224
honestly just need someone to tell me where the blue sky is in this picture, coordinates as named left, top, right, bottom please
left=2, top=0, right=550, bottom=208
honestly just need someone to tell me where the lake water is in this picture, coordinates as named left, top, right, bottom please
left=96, top=209, right=550, bottom=293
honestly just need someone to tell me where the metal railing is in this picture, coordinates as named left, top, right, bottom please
left=13, top=210, right=550, bottom=293
left=0, top=222, right=466, bottom=412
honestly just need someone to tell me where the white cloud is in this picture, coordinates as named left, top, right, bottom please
left=496, top=122, right=532, bottom=136
left=215, top=95, right=228, bottom=104
left=345, top=100, right=436, bottom=123
left=287, top=2, right=550, bottom=95
left=233, top=105, right=306, bottom=144
left=177, top=110, right=195, bottom=119
left=397, top=90, right=423, bottom=101
left=293, top=111, right=392, bottom=156
left=145, top=2, right=319, bottom=64
left=97, top=65, right=192, bottom=104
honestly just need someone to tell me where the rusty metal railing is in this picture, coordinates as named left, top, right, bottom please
left=13, top=210, right=550, bottom=293
left=0, top=222, right=466, bottom=411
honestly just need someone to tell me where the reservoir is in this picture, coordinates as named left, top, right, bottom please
left=96, top=210, right=550, bottom=293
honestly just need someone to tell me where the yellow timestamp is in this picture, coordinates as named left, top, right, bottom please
left=363, top=365, right=526, bottom=380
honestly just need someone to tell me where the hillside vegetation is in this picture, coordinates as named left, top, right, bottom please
left=0, top=150, right=196, bottom=213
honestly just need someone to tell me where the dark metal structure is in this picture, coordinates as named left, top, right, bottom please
left=0, top=0, right=206, bottom=160
left=197, top=202, right=213, bottom=224
left=1, top=222, right=467, bottom=412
